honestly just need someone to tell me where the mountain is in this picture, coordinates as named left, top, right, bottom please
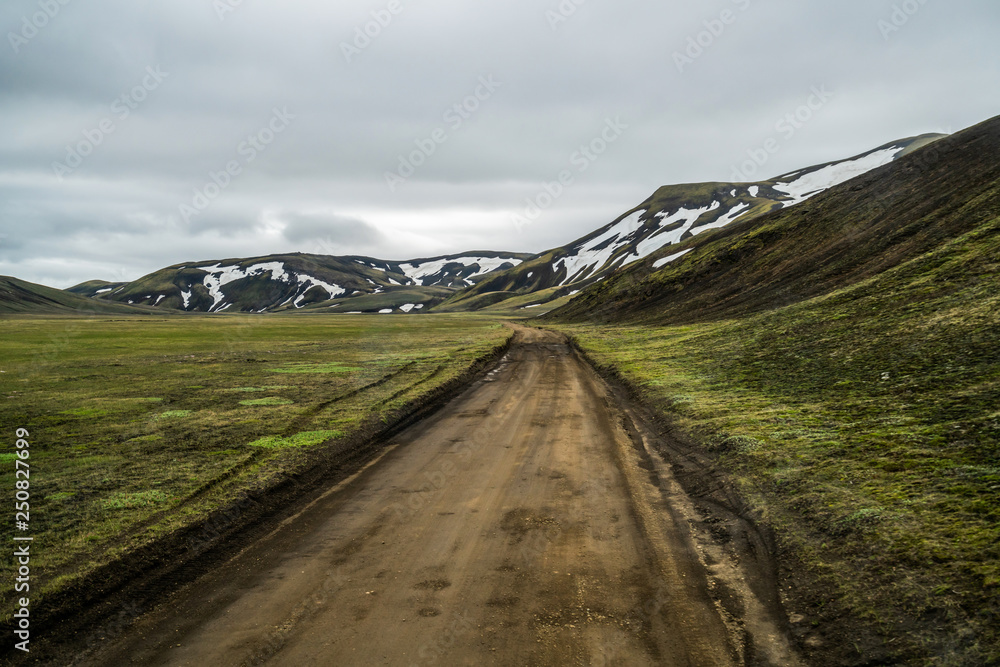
left=436, top=133, right=944, bottom=313
left=540, top=115, right=1000, bottom=665
left=0, top=276, right=154, bottom=315
left=64, top=279, right=128, bottom=298
left=57, top=132, right=946, bottom=317
left=545, top=115, right=999, bottom=324
left=70, top=252, right=530, bottom=314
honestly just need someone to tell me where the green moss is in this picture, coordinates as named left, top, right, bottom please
left=59, top=407, right=110, bottom=417
left=239, top=397, right=294, bottom=406
left=100, top=490, right=170, bottom=510
left=272, top=363, right=361, bottom=374
left=248, top=430, right=344, bottom=449
left=154, top=410, right=192, bottom=419
left=227, top=385, right=292, bottom=392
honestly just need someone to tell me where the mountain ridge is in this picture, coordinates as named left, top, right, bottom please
left=67, top=251, right=531, bottom=314
left=544, top=115, right=998, bottom=324
left=435, top=133, right=945, bottom=313
left=7, top=130, right=948, bottom=317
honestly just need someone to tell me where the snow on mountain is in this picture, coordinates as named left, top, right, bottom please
left=772, top=146, right=904, bottom=206
left=557, top=210, right=647, bottom=285
left=652, top=248, right=693, bottom=269
left=561, top=144, right=914, bottom=285
left=395, top=255, right=525, bottom=286
left=74, top=251, right=531, bottom=314
left=440, top=133, right=946, bottom=313
left=200, top=262, right=346, bottom=312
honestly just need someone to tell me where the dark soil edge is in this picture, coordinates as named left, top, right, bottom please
left=2, top=335, right=514, bottom=666
left=559, top=330, right=890, bottom=667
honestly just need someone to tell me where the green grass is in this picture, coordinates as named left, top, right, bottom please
left=238, top=397, right=294, bottom=406
left=154, top=410, right=193, bottom=419
left=226, top=385, right=291, bottom=392
left=249, top=430, right=344, bottom=449
left=549, top=219, right=1000, bottom=664
left=59, top=407, right=110, bottom=417
left=100, top=490, right=170, bottom=510
left=0, top=312, right=511, bottom=620
left=273, top=363, right=362, bottom=374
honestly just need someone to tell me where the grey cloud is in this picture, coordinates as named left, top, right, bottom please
left=1, top=0, right=998, bottom=287
left=279, top=213, right=385, bottom=248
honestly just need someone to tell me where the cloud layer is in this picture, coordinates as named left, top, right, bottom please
left=1, top=0, right=997, bottom=287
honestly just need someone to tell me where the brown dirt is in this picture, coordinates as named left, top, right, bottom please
left=59, top=326, right=801, bottom=666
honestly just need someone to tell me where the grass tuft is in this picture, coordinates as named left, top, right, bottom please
left=248, top=430, right=344, bottom=449
left=239, top=397, right=294, bottom=406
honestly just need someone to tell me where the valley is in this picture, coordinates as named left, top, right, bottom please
left=2, top=116, right=998, bottom=665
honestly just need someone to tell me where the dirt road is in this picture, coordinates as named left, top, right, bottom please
left=83, top=326, right=801, bottom=666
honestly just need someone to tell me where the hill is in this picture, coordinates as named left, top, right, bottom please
left=547, top=117, right=997, bottom=324
left=542, top=114, right=1000, bottom=664
left=0, top=276, right=154, bottom=315
left=437, top=133, right=943, bottom=313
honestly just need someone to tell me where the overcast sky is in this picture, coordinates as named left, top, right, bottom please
left=1, top=0, right=997, bottom=288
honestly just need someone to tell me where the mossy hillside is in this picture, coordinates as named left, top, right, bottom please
left=550, top=212, right=1000, bottom=664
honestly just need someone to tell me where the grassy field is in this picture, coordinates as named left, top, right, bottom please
left=549, top=227, right=1000, bottom=664
left=0, top=312, right=511, bottom=619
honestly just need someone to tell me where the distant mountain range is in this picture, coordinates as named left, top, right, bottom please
left=0, top=130, right=949, bottom=315
left=64, top=252, right=530, bottom=314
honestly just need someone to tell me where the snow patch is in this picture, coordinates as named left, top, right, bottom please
left=399, top=303, right=417, bottom=313
left=690, top=202, right=751, bottom=237
left=398, top=256, right=523, bottom=285
left=95, top=288, right=112, bottom=295
left=620, top=203, right=720, bottom=266
left=653, top=248, right=694, bottom=269
left=748, top=185, right=759, bottom=197
left=773, top=147, right=903, bottom=206
left=557, top=210, right=647, bottom=285
left=378, top=308, right=393, bottom=314
left=181, top=290, right=192, bottom=309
